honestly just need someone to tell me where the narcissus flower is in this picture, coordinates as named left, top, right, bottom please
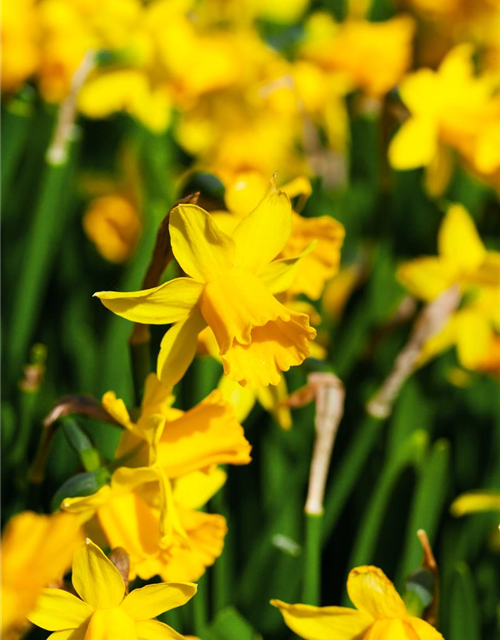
left=28, top=538, right=196, bottom=640
left=398, top=203, right=500, bottom=371
left=389, top=45, right=500, bottom=192
left=272, top=565, right=444, bottom=639
left=103, top=373, right=252, bottom=474
left=63, top=466, right=227, bottom=583
left=95, top=180, right=317, bottom=389
left=1, top=511, right=82, bottom=640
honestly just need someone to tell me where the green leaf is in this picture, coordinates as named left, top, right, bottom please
left=446, top=563, right=481, bottom=640
left=62, top=417, right=101, bottom=472
left=404, top=568, right=434, bottom=616
left=51, top=468, right=110, bottom=512
left=206, top=607, right=262, bottom=640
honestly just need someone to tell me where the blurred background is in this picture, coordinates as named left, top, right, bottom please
left=2, top=0, right=500, bottom=638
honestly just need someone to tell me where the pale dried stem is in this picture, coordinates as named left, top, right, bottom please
left=367, top=285, right=461, bottom=419
left=46, top=51, right=96, bottom=165
left=110, top=547, right=130, bottom=593
left=305, top=373, right=346, bottom=516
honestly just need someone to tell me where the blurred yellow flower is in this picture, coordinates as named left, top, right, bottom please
left=28, top=538, right=196, bottom=640
left=1, top=511, right=82, bottom=640
left=103, top=373, right=252, bottom=474
left=95, top=180, right=316, bottom=389
left=398, top=203, right=500, bottom=371
left=299, top=13, right=415, bottom=98
left=451, top=490, right=500, bottom=517
left=1, top=0, right=39, bottom=93
left=83, top=195, right=141, bottom=263
left=272, top=565, right=444, bottom=639
left=389, top=45, right=500, bottom=190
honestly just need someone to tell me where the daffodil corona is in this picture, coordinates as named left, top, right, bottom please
left=95, top=180, right=317, bottom=388
left=28, top=538, right=196, bottom=640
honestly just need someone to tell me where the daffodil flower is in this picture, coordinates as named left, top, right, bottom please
left=103, top=373, right=252, bottom=474
left=272, top=565, right=444, bottom=639
left=63, top=467, right=227, bottom=583
left=28, top=538, right=196, bottom=640
left=95, top=180, right=316, bottom=389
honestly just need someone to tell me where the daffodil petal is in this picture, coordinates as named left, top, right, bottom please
left=173, top=468, right=227, bottom=510
left=85, top=608, right=137, bottom=640
left=388, top=117, right=438, bottom=170
left=364, top=618, right=412, bottom=639
left=121, top=583, right=197, bottom=621
left=406, top=617, right=444, bottom=639
left=169, top=204, right=237, bottom=281
left=102, top=392, right=133, bottom=429
left=451, top=490, right=500, bottom=516
left=157, top=308, right=207, bottom=387
left=455, top=309, right=493, bottom=369
left=260, top=242, right=317, bottom=294
left=28, top=589, right=93, bottom=631
left=136, top=620, right=185, bottom=640
left=397, top=257, right=457, bottom=302
left=232, top=181, right=292, bottom=274
left=271, top=600, right=373, bottom=640
left=217, top=374, right=256, bottom=423
left=94, top=278, right=203, bottom=325
left=347, top=566, right=407, bottom=619
left=47, top=622, right=90, bottom=640
left=438, top=204, right=486, bottom=271
left=72, top=539, right=125, bottom=609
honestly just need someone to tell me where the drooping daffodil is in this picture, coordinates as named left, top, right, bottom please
left=95, top=179, right=317, bottom=389
left=28, top=538, right=196, bottom=640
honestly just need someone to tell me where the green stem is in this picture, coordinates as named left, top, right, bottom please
left=1, top=87, right=36, bottom=209
left=212, top=483, right=232, bottom=612
left=303, top=514, right=323, bottom=605
left=193, top=573, right=208, bottom=638
left=8, top=143, right=78, bottom=384
left=129, top=331, right=152, bottom=405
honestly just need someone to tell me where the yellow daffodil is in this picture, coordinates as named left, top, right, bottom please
left=389, top=45, right=500, bottom=191
left=299, top=12, right=415, bottom=98
left=28, top=537, right=196, bottom=640
left=103, top=373, right=252, bottom=474
left=272, top=565, right=444, bottom=639
left=95, top=180, right=317, bottom=389
left=451, top=490, right=500, bottom=517
left=398, top=204, right=500, bottom=371
left=83, top=195, right=141, bottom=263
left=1, top=511, right=82, bottom=640
left=63, top=466, right=227, bottom=583
left=2, top=0, right=39, bottom=93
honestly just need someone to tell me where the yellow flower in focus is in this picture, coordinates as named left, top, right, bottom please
left=272, top=565, right=444, bottom=639
left=1, top=511, right=82, bottom=639
left=299, top=13, right=415, bottom=98
left=1, top=0, right=39, bottom=93
left=28, top=537, right=196, bottom=640
left=389, top=45, right=500, bottom=188
left=63, top=466, right=227, bottom=583
left=95, top=180, right=317, bottom=389
left=83, top=195, right=141, bottom=263
left=103, top=373, right=252, bottom=474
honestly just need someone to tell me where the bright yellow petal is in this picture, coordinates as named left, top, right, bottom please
left=85, top=608, right=137, bottom=640
left=260, top=242, right=317, bottom=295
left=451, top=490, right=500, bottom=516
left=417, top=316, right=457, bottom=367
left=72, top=539, right=125, bottom=609
left=388, top=118, right=438, bottom=170
left=438, top=204, right=486, bottom=272
left=397, top=257, right=458, bottom=302
left=364, top=618, right=416, bottom=639
left=455, top=309, right=493, bottom=369
left=270, top=600, right=373, bottom=640
left=102, top=392, right=133, bottom=429
left=173, top=468, right=227, bottom=510
left=169, top=204, right=237, bottom=282
left=62, top=486, right=112, bottom=518
left=121, top=583, right=197, bottom=620
left=94, top=278, right=203, bottom=325
left=27, top=589, right=93, bottom=631
left=157, top=308, right=207, bottom=387
left=141, top=374, right=175, bottom=418
left=256, top=376, right=292, bottom=430
left=231, top=180, right=292, bottom=274
left=157, top=389, right=251, bottom=477
left=424, top=145, right=453, bottom=198
left=47, top=623, right=89, bottom=640
left=406, top=617, right=444, bottom=639
left=136, top=619, right=185, bottom=640
left=217, top=374, right=256, bottom=423
left=222, top=313, right=316, bottom=389
left=347, top=566, right=407, bottom=619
